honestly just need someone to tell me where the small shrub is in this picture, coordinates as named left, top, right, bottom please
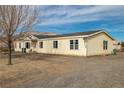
left=121, top=42, right=124, bottom=47
left=0, top=47, right=14, bottom=52
left=112, top=49, right=117, bottom=55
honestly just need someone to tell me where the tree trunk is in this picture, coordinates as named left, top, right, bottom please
left=8, top=39, right=12, bottom=65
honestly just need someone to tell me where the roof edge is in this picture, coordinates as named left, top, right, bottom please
left=84, top=30, right=115, bottom=40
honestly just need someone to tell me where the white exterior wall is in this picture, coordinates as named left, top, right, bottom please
left=86, top=33, right=114, bottom=56
left=14, top=40, right=31, bottom=52
left=33, top=37, right=87, bottom=56
left=14, top=32, right=114, bottom=56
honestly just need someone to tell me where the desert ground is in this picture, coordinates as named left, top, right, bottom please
left=0, top=52, right=124, bottom=88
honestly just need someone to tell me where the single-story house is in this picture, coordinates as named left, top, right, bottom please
left=14, top=30, right=115, bottom=56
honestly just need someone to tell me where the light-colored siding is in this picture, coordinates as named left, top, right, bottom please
left=86, top=32, right=114, bottom=56
left=14, top=40, right=31, bottom=52
left=14, top=32, right=114, bottom=56
left=33, top=37, right=86, bottom=56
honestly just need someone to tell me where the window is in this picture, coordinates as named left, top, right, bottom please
left=53, top=41, right=58, bottom=48
left=103, top=40, right=108, bottom=50
left=39, top=42, right=43, bottom=48
left=70, top=40, right=79, bottom=50
left=25, top=42, right=30, bottom=49
left=75, top=40, right=78, bottom=49
left=70, top=40, right=74, bottom=49
left=19, top=43, right=21, bottom=49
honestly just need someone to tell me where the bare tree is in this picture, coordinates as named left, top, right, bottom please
left=0, top=5, right=40, bottom=65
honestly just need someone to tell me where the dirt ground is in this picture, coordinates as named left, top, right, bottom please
left=0, top=52, right=124, bottom=88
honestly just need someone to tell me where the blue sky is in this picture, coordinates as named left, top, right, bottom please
left=35, top=5, right=124, bottom=41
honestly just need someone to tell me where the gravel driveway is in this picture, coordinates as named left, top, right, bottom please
left=0, top=52, right=124, bottom=88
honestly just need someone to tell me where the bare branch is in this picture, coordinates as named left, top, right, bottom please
left=0, top=5, right=41, bottom=65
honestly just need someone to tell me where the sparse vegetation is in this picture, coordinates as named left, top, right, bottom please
left=0, top=47, right=8, bottom=52
left=1, top=52, right=124, bottom=88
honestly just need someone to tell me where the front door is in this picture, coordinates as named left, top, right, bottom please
left=22, top=48, right=26, bottom=53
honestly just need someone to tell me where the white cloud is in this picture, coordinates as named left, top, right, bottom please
left=39, top=5, right=124, bottom=26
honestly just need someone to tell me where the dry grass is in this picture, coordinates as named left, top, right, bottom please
left=0, top=52, right=124, bottom=88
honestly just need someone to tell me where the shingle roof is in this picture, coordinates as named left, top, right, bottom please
left=34, top=30, right=103, bottom=39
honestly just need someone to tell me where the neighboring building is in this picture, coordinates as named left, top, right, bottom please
left=113, top=40, right=121, bottom=51
left=14, top=30, right=115, bottom=56
left=0, top=39, right=8, bottom=52
left=0, top=41, right=5, bottom=48
left=0, top=39, right=8, bottom=48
